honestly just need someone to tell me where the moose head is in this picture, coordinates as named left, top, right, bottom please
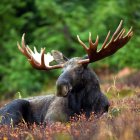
left=17, top=20, right=133, bottom=116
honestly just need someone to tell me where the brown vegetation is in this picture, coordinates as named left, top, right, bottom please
left=0, top=84, right=140, bottom=140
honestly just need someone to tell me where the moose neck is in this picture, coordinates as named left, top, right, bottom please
left=68, top=68, right=101, bottom=116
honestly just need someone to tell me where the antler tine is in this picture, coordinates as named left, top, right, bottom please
left=77, top=35, right=88, bottom=51
left=114, top=28, right=125, bottom=41
left=124, top=26, right=133, bottom=37
left=41, top=48, right=46, bottom=68
left=77, top=33, right=99, bottom=62
left=21, top=33, right=26, bottom=50
left=88, top=34, right=99, bottom=61
left=101, top=30, right=111, bottom=49
left=18, top=34, right=64, bottom=70
left=17, top=33, right=31, bottom=59
left=89, top=32, right=99, bottom=51
left=110, top=20, right=123, bottom=42
left=78, top=20, right=133, bottom=64
left=26, top=45, right=34, bottom=54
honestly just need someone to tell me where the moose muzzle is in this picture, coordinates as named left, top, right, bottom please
left=56, top=79, right=72, bottom=97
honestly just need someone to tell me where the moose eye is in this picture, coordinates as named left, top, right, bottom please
left=76, top=68, right=83, bottom=74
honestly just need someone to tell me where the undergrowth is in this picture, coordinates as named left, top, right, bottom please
left=0, top=78, right=140, bottom=140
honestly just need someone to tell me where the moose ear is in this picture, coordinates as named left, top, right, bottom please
left=51, top=50, right=69, bottom=64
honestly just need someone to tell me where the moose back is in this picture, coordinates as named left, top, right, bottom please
left=0, top=21, right=133, bottom=126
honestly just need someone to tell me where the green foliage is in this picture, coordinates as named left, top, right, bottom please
left=0, top=0, right=140, bottom=97
left=110, top=108, right=121, bottom=117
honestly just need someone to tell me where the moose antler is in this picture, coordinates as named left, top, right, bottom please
left=17, top=34, right=64, bottom=70
left=77, top=20, right=133, bottom=64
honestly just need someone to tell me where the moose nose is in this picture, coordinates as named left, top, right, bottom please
left=56, top=80, right=72, bottom=97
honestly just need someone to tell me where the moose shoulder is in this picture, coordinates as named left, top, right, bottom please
left=0, top=21, right=133, bottom=126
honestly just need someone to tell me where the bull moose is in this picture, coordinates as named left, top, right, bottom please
left=0, top=20, right=133, bottom=126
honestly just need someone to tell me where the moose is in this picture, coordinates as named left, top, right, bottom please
left=0, top=20, right=133, bottom=126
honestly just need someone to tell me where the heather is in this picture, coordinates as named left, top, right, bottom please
left=0, top=73, right=139, bottom=140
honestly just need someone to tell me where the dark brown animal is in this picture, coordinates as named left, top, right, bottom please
left=0, top=21, right=133, bottom=126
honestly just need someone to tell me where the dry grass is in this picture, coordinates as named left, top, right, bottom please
left=0, top=92, right=140, bottom=140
